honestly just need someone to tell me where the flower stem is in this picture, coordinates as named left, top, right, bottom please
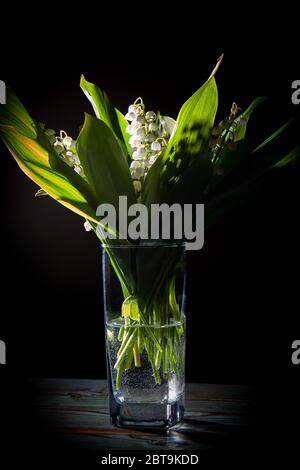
left=133, top=341, right=141, bottom=367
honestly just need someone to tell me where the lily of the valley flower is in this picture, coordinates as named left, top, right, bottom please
left=125, top=98, right=170, bottom=198
left=84, top=220, right=93, bottom=231
left=53, top=130, right=85, bottom=178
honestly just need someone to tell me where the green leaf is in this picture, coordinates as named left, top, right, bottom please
left=1, top=127, right=99, bottom=222
left=169, top=55, right=221, bottom=150
left=143, top=55, right=222, bottom=206
left=209, top=119, right=296, bottom=200
left=253, top=120, right=292, bottom=152
left=0, top=86, right=36, bottom=139
left=211, top=99, right=266, bottom=182
left=273, top=146, right=300, bottom=168
left=76, top=113, right=136, bottom=210
left=80, top=75, right=130, bottom=156
left=205, top=121, right=300, bottom=226
left=234, top=97, right=266, bottom=142
left=135, top=244, right=183, bottom=312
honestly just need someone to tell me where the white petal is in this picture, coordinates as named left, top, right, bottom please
left=149, top=155, right=158, bottom=165
left=148, top=122, right=158, bottom=132
left=151, top=141, right=162, bottom=152
left=145, top=133, right=155, bottom=143
left=135, top=164, right=146, bottom=178
left=63, top=136, right=73, bottom=149
left=125, top=112, right=136, bottom=121
left=128, top=105, right=138, bottom=114
left=135, top=127, right=146, bottom=140
left=84, top=221, right=93, bottom=231
left=129, top=136, right=142, bottom=147
left=130, top=160, right=140, bottom=169
left=146, top=111, right=156, bottom=122
left=134, top=148, right=147, bottom=160
left=136, top=115, right=145, bottom=124
left=133, top=180, right=142, bottom=193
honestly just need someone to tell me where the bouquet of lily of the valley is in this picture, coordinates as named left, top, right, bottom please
left=1, top=56, right=299, bottom=392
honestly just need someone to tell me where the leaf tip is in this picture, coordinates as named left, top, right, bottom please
left=208, top=54, right=224, bottom=80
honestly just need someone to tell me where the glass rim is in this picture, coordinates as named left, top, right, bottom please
left=101, top=240, right=187, bottom=249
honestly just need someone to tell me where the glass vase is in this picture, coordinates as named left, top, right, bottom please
left=102, top=242, right=186, bottom=429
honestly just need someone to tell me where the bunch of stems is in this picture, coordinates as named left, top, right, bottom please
left=114, top=280, right=185, bottom=390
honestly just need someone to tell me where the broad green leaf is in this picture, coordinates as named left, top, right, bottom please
left=1, top=126, right=99, bottom=222
left=77, top=113, right=135, bottom=210
left=80, top=75, right=130, bottom=156
left=5, top=133, right=97, bottom=221
left=209, top=119, right=297, bottom=201
left=169, top=55, right=221, bottom=151
left=0, top=86, right=36, bottom=139
left=0, top=88, right=99, bottom=212
left=1, top=121, right=98, bottom=207
left=205, top=123, right=300, bottom=225
left=143, top=56, right=222, bottom=207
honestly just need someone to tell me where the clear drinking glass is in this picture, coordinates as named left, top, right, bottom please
left=102, top=243, right=186, bottom=429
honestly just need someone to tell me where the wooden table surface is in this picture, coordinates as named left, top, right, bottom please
left=32, top=379, right=254, bottom=452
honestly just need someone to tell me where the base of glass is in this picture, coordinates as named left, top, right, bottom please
left=109, top=396, right=184, bottom=429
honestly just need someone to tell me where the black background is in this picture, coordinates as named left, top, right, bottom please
left=0, top=7, right=299, bottom=465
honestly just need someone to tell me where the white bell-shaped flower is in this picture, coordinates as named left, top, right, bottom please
left=128, top=105, right=140, bottom=115
left=130, top=161, right=146, bottom=179
left=74, top=165, right=85, bottom=177
left=145, top=133, right=155, bottom=143
left=84, top=220, right=93, bottom=231
left=130, top=160, right=140, bottom=170
left=129, top=136, right=142, bottom=148
left=53, top=141, right=64, bottom=153
left=151, top=140, right=162, bottom=152
left=72, top=154, right=81, bottom=165
left=148, top=122, right=158, bottom=132
left=125, top=112, right=136, bottom=121
left=133, top=180, right=142, bottom=193
left=146, top=111, right=156, bottom=122
left=136, top=115, right=145, bottom=125
left=149, top=155, right=158, bottom=166
left=135, top=163, right=146, bottom=179
left=62, top=136, right=73, bottom=149
left=135, top=127, right=146, bottom=140
left=132, top=147, right=147, bottom=160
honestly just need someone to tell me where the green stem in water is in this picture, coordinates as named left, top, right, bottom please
left=114, top=329, right=137, bottom=369
left=133, top=341, right=141, bottom=367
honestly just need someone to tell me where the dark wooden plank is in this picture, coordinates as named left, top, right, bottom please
left=32, top=379, right=253, bottom=451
